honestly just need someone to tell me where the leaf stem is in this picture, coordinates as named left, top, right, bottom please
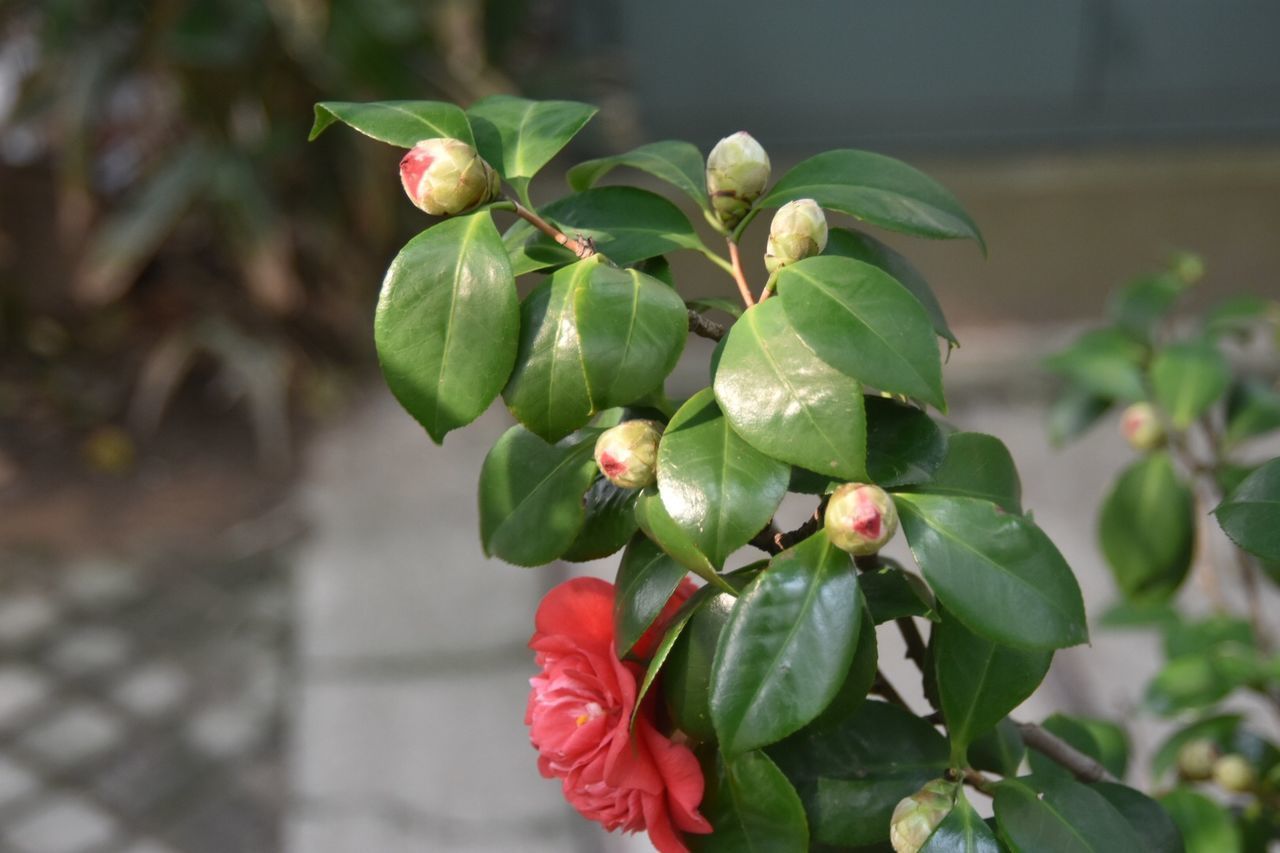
left=758, top=270, right=779, bottom=303
left=697, top=245, right=737, bottom=277
left=727, top=239, right=755, bottom=308
left=507, top=197, right=596, bottom=259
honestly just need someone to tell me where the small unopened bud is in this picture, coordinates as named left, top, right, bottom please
left=825, top=483, right=898, bottom=556
left=1120, top=402, right=1165, bottom=451
left=764, top=199, right=827, bottom=274
left=1176, top=739, right=1218, bottom=781
left=1171, top=252, right=1205, bottom=284
left=1213, top=754, right=1256, bottom=792
left=706, top=131, right=771, bottom=229
left=889, top=779, right=955, bottom=853
left=594, top=420, right=663, bottom=489
left=400, top=138, right=501, bottom=216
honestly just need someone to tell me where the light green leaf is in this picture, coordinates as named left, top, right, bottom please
left=568, top=140, right=708, bottom=208
left=1099, top=453, right=1195, bottom=602
left=1044, top=329, right=1147, bottom=402
left=1151, top=341, right=1229, bottom=429
left=1224, top=381, right=1280, bottom=448
left=1157, top=788, right=1240, bottom=853
left=310, top=100, right=474, bottom=147
left=1214, top=457, right=1280, bottom=561
left=466, top=95, right=596, bottom=194
left=1048, top=385, right=1112, bottom=447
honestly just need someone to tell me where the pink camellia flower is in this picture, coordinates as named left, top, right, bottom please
left=526, top=577, right=711, bottom=852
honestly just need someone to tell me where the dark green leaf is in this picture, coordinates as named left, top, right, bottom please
left=906, top=432, right=1022, bottom=513
left=503, top=187, right=701, bottom=275
left=1214, top=457, right=1280, bottom=561
left=825, top=228, right=957, bottom=345
left=861, top=561, right=936, bottom=624
left=664, top=584, right=741, bottom=741
left=1048, top=385, right=1113, bottom=447
left=1027, top=714, right=1128, bottom=780
left=657, top=389, right=789, bottom=568
left=865, top=397, right=948, bottom=488
left=562, top=477, right=638, bottom=562
left=1091, top=782, right=1185, bottom=853
left=376, top=213, right=517, bottom=443
left=1044, top=329, right=1146, bottom=403
left=466, top=95, right=596, bottom=194
left=1157, top=788, right=1240, bottom=853
left=568, top=140, right=708, bottom=208
left=1107, top=273, right=1188, bottom=343
left=634, top=490, right=735, bottom=594
left=613, top=535, right=690, bottom=657
left=310, top=100, right=474, bottom=146
left=935, top=609, right=1053, bottom=763
left=769, top=700, right=949, bottom=847
left=920, top=795, right=1000, bottom=853
left=477, top=426, right=599, bottom=566
left=994, top=776, right=1143, bottom=853
left=761, top=150, right=984, bottom=249
left=1099, top=453, right=1196, bottom=602
left=895, top=493, right=1088, bottom=650
left=813, top=603, right=879, bottom=727
left=1151, top=341, right=1229, bottom=430
left=692, top=751, right=810, bottom=852
left=968, top=718, right=1026, bottom=777
left=778, top=256, right=946, bottom=409
left=632, top=585, right=706, bottom=724
left=714, top=299, right=867, bottom=480
left=1224, top=380, right=1280, bottom=448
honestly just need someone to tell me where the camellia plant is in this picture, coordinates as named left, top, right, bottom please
left=310, top=95, right=1203, bottom=851
left=1046, top=260, right=1280, bottom=850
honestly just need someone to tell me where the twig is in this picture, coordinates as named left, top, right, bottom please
left=510, top=199, right=596, bottom=259
left=727, top=239, right=755, bottom=308
left=687, top=310, right=726, bottom=342
left=895, top=616, right=930, bottom=676
left=873, top=671, right=912, bottom=712
left=960, top=768, right=996, bottom=796
left=750, top=498, right=828, bottom=555
left=1015, top=720, right=1118, bottom=783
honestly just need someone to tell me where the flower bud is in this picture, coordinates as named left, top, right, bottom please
left=764, top=199, right=828, bottom=274
left=1213, top=754, right=1256, bottom=792
left=399, top=138, right=501, bottom=216
left=1176, top=738, right=1218, bottom=781
left=824, top=483, right=898, bottom=556
left=594, top=420, right=663, bottom=489
left=1120, top=402, right=1165, bottom=451
left=889, top=779, right=955, bottom=853
left=706, top=131, right=771, bottom=229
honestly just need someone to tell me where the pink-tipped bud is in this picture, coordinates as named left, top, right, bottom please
left=764, top=199, right=827, bottom=273
left=1120, top=402, right=1165, bottom=451
left=1176, top=739, right=1218, bottom=781
left=1213, top=754, right=1256, bottom=792
left=594, top=420, right=663, bottom=489
left=706, top=131, right=771, bottom=229
left=889, top=778, right=956, bottom=853
left=824, top=483, right=898, bottom=556
left=399, top=138, right=500, bottom=216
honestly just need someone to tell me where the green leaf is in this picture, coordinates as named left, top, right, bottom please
left=769, top=700, right=949, bottom=848
left=1048, top=385, right=1113, bottom=447
left=1214, top=457, right=1280, bottom=561
left=376, top=213, right=517, bottom=443
left=1027, top=714, right=1129, bottom=780
left=1224, top=380, right=1280, bottom=448
left=634, top=489, right=734, bottom=593
left=687, top=297, right=744, bottom=319
left=692, top=751, right=810, bottom=852
left=561, top=476, right=638, bottom=562
left=1099, top=453, right=1195, bottom=602
left=825, top=228, right=957, bottom=345
left=631, top=590, right=701, bottom=725
left=1091, top=782, right=1185, bottom=853
left=865, top=397, right=948, bottom=488
left=714, top=299, right=867, bottom=480
left=466, top=95, right=596, bottom=195
left=1107, top=273, right=1189, bottom=344
left=1151, top=341, right=1230, bottom=429
left=860, top=561, right=936, bottom=624
left=1205, top=295, right=1279, bottom=338
left=503, top=257, right=686, bottom=441
left=568, top=140, right=708, bottom=208
left=711, top=532, right=861, bottom=755
left=477, top=426, right=599, bottom=566
left=1044, top=329, right=1146, bottom=402
left=310, top=100, right=474, bottom=147
left=935, top=608, right=1053, bottom=763
left=657, top=389, right=789, bottom=568
left=894, top=493, right=1087, bottom=650
left=920, top=795, right=1000, bottom=853
left=906, top=432, right=1022, bottom=513
left=994, top=776, right=1143, bottom=853
left=813, top=603, right=879, bottom=727
left=503, top=187, right=701, bottom=275
left=968, top=718, right=1026, bottom=777
left=761, top=149, right=985, bottom=249
left=613, top=534, right=690, bottom=657
left=1157, top=788, right=1241, bottom=853
left=1144, top=654, right=1237, bottom=717
left=777, top=256, right=945, bottom=409
left=664, top=582, right=745, bottom=741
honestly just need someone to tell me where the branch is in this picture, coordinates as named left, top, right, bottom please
left=510, top=199, right=596, bottom=259
left=750, top=498, right=828, bottom=555
left=688, top=310, right=726, bottom=342
left=873, top=670, right=912, bottom=712
left=727, top=239, right=755, bottom=308
left=1015, top=720, right=1118, bottom=784
left=895, top=616, right=930, bottom=676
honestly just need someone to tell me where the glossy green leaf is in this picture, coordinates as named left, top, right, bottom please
left=769, top=700, right=949, bottom=847
left=561, top=476, right=638, bottom=562
left=711, top=532, right=860, bottom=755
left=1092, top=782, right=1185, bottom=853
left=1157, top=788, right=1240, bottom=853
left=664, top=582, right=745, bottom=741
left=920, top=795, right=1000, bottom=853
left=761, top=149, right=985, bottom=249
left=714, top=299, right=867, bottom=480
left=935, top=608, right=1053, bottom=763
left=778, top=256, right=945, bottom=409
left=813, top=602, right=879, bottom=727
left=1044, top=329, right=1146, bottom=402
left=634, top=490, right=734, bottom=594
left=310, top=100, right=474, bottom=146
left=693, top=751, right=810, bottom=852
left=503, top=187, right=701, bottom=275
left=1048, top=384, right=1113, bottom=447
left=613, top=535, right=690, bottom=657
left=1224, top=381, right=1280, bottom=448
left=895, top=493, right=1088, bottom=650
left=968, top=718, right=1026, bottom=777
left=466, top=95, right=596, bottom=193
left=477, top=426, right=599, bottom=566
left=1151, top=341, right=1229, bottom=429
left=1099, top=453, right=1195, bottom=602
left=657, top=389, right=789, bottom=568
left=1107, top=273, right=1188, bottom=343
left=861, top=561, right=936, bottom=624
left=1214, top=457, right=1280, bottom=561
left=631, top=590, right=701, bottom=726
left=568, top=140, right=708, bottom=208
left=1027, top=714, right=1129, bottom=780
left=906, top=432, right=1022, bottom=513
left=994, top=777, right=1143, bottom=853
left=865, top=397, right=948, bottom=487
left=376, top=213, right=517, bottom=443
left=825, top=228, right=957, bottom=344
